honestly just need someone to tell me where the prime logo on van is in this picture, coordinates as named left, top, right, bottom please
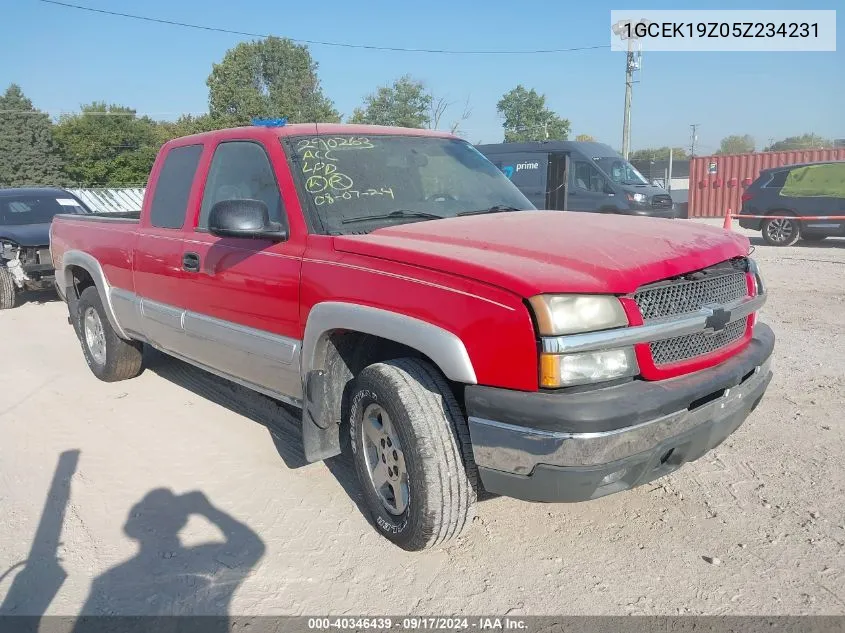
left=501, top=162, right=539, bottom=179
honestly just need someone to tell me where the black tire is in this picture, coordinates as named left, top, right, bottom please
left=0, top=267, right=16, bottom=310
left=761, top=214, right=800, bottom=246
left=76, top=286, right=144, bottom=382
left=349, top=358, right=477, bottom=551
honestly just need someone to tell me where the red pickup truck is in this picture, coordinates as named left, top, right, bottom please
left=51, top=122, right=774, bottom=551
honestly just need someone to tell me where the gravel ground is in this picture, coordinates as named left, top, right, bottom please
left=0, top=225, right=843, bottom=617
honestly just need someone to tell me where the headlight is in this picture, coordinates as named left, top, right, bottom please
left=528, top=294, right=628, bottom=336
left=0, top=240, right=18, bottom=260
left=626, top=192, right=647, bottom=203
left=540, top=348, right=638, bottom=388
left=747, top=258, right=765, bottom=295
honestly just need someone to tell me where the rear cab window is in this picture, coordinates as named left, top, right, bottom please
left=149, top=144, right=203, bottom=229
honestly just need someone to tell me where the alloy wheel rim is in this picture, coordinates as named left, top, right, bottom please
left=361, top=403, right=409, bottom=515
left=83, top=307, right=107, bottom=365
left=766, top=218, right=794, bottom=243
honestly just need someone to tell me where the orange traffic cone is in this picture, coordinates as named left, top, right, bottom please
left=723, top=208, right=733, bottom=230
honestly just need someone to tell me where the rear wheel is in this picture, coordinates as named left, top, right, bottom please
left=762, top=215, right=800, bottom=246
left=0, top=267, right=16, bottom=310
left=76, top=286, right=144, bottom=382
left=349, top=358, right=477, bottom=551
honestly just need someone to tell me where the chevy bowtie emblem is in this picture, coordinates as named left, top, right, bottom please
left=704, top=306, right=731, bottom=332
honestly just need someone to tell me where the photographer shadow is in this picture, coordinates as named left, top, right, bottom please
left=71, top=488, right=265, bottom=632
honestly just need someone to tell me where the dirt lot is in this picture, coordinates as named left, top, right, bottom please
left=1, top=225, right=843, bottom=617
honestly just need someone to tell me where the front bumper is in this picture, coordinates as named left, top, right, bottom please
left=465, top=323, right=774, bottom=503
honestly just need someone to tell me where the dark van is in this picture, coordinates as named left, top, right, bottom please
left=738, top=161, right=845, bottom=246
left=476, top=141, right=676, bottom=218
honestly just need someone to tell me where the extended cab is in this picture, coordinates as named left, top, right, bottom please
left=50, top=123, right=774, bottom=551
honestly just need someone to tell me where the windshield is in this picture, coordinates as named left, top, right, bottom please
left=0, top=195, right=86, bottom=226
left=286, top=135, right=534, bottom=234
left=593, top=157, right=649, bottom=186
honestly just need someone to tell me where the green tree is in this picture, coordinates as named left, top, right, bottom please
left=496, top=85, right=570, bottom=142
left=54, top=103, right=160, bottom=186
left=207, top=37, right=339, bottom=125
left=349, top=75, right=432, bottom=128
left=0, top=84, right=64, bottom=186
left=764, top=133, right=831, bottom=151
left=154, top=114, right=226, bottom=144
left=717, top=134, right=755, bottom=154
left=575, top=134, right=595, bottom=142
left=628, top=147, right=688, bottom=161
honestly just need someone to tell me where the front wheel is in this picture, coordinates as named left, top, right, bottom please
left=76, top=286, right=144, bottom=382
left=349, top=358, right=477, bottom=551
left=762, top=216, right=800, bottom=246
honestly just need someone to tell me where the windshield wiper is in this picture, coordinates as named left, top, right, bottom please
left=457, top=205, right=522, bottom=217
left=341, top=210, right=445, bottom=225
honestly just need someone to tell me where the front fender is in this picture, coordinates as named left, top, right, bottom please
left=301, top=301, right=478, bottom=384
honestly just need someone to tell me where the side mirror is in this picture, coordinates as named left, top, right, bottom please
left=208, top=199, right=287, bottom=241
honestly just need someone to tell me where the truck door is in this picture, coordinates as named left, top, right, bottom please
left=568, top=159, right=614, bottom=213
left=132, top=143, right=204, bottom=351
left=178, top=138, right=306, bottom=403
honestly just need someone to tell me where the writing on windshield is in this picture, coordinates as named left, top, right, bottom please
left=295, top=137, right=396, bottom=207
left=286, top=135, right=532, bottom=234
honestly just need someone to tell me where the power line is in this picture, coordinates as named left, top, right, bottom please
left=37, top=0, right=610, bottom=56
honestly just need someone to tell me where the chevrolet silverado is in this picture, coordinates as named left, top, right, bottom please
left=50, top=122, right=774, bottom=550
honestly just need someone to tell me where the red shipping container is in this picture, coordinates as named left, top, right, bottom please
left=688, top=149, right=845, bottom=217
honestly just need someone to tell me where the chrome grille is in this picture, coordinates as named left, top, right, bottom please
left=650, top=318, right=746, bottom=365
left=634, top=270, right=748, bottom=320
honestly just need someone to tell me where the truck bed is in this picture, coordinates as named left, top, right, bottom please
left=51, top=212, right=141, bottom=296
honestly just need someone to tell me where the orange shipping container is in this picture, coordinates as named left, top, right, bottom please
left=688, top=149, right=845, bottom=218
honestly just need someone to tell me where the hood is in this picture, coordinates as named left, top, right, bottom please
left=333, top=211, right=750, bottom=297
left=0, top=223, right=51, bottom=248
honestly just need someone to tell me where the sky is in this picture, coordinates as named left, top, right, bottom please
left=1, top=0, right=842, bottom=154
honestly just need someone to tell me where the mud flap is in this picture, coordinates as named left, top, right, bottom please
left=301, top=369, right=341, bottom=462
left=66, top=285, right=82, bottom=338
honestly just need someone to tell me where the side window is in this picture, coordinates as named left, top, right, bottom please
left=149, top=144, right=203, bottom=229
left=571, top=161, right=607, bottom=193
left=198, top=141, right=284, bottom=230
left=765, top=171, right=788, bottom=188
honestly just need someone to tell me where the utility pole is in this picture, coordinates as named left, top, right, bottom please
left=689, top=124, right=699, bottom=157
left=612, top=19, right=647, bottom=160
left=621, top=38, right=635, bottom=159
left=667, top=147, right=674, bottom=192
